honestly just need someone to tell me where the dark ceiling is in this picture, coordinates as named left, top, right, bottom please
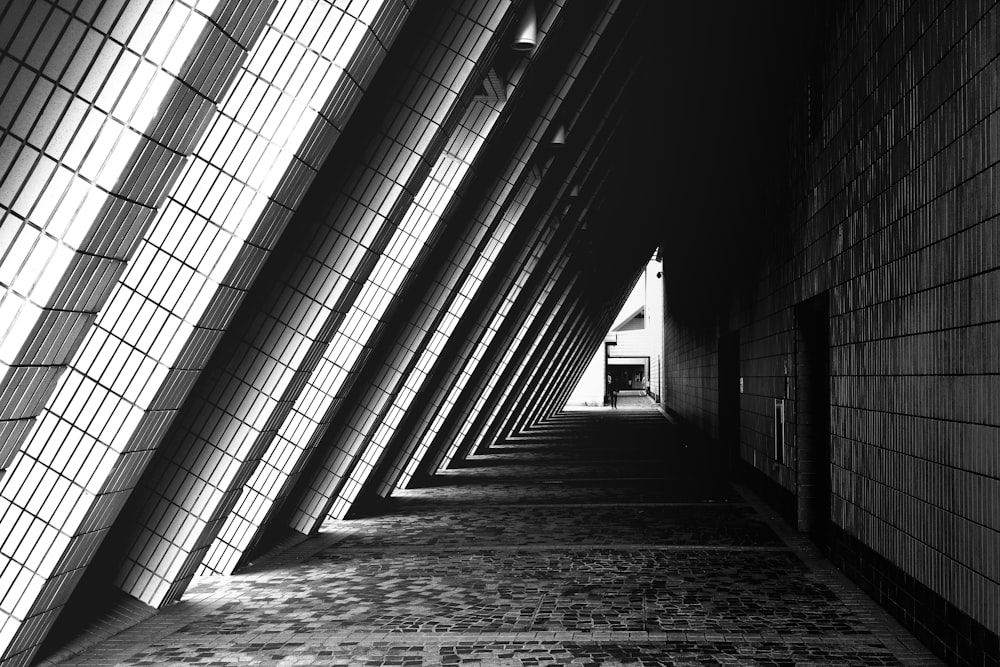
left=634, top=1, right=809, bottom=327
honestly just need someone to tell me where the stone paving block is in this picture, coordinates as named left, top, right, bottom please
left=48, top=410, right=940, bottom=666
left=320, top=504, right=783, bottom=549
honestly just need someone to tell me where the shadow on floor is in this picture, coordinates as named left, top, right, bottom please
left=43, top=407, right=941, bottom=666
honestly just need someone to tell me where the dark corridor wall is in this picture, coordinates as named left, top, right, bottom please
left=661, top=2, right=999, bottom=664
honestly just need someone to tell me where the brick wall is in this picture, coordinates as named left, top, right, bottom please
left=663, top=318, right=718, bottom=439
left=645, top=258, right=664, bottom=403
left=661, top=1, right=1000, bottom=663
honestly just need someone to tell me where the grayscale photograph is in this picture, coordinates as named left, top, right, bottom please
left=0, top=0, right=995, bottom=665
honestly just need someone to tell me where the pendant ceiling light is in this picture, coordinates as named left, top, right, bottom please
left=511, top=3, right=537, bottom=52
left=551, top=124, right=566, bottom=146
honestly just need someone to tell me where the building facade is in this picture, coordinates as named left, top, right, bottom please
left=0, top=1, right=996, bottom=665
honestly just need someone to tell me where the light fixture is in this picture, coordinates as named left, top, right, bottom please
left=569, top=184, right=580, bottom=197
left=550, top=124, right=566, bottom=146
left=511, top=3, right=537, bottom=52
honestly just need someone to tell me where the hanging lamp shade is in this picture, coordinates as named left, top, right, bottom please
left=551, top=125, right=566, bottom=146
left=511, top=4, right=537, bottom=51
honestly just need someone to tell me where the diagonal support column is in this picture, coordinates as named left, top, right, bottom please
left=0, top=2, right=272, bottom=485
left=108, top=0, right=518, bottom=608
left=0, top=2, right=308, bottom=662
left=483, top=244, right=650, bottom=448
left=504, top=296, right=592, bottom=433
left=513, top=270, right=639, bottom=432
left=287, top=163, right=568, bottom=528
left=396, top=19, right=649, bottom=484
left=202, top=83, right=513, bottom=574
left=475, top=273, right=589, bottom=446
left=282, top=1, right=643, bottom=527
left=413, top=234, right=584, bottom=478
left=367, top=25, right=647, bottom=494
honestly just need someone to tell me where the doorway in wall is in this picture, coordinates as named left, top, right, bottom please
left=718, top=331, right=740, bottom=476
left=607, top=358, right=649, bottom=393
left=794, top=292, right=831, bottom=543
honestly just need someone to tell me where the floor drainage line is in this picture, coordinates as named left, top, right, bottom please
left=732, top=482, right=938, bottom=645
left=391, top=502, right=750, bottom=509
left=141, top=630, right=901, bottom=646
left=528, top=595, right=545, bottom=629
left=435, top=476, right=689, bottom=482
left=38, top=597, right=236, bottom=667
left=238, top=533, right=358, bottom=572
left=303, top=544, right=794, bottom=554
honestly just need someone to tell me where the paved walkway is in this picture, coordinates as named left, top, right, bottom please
left=47, top=406, right=940, bottom=665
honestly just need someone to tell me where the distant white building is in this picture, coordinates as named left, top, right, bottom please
left=566, top=255, right=663, bottom=406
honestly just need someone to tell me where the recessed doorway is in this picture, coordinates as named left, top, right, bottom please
left=794, top=292, right=831, bottom=543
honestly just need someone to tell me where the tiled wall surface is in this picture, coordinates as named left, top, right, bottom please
left=306, top=0, right=574, bottom=523
left=432, top=97, right=639, bottom=471
left=113, top=0, right=510, bottom=611
left=0, top=0, right=414, bottom=663
left=662, top=319, right=718, bottom=438
left=0, top=1, right=281, bottom=662
left=273, top=0, right=542, bottom=535
left=0, top=0, right=658, bottom=664
left=508, top=291, right=592, bottom=431
left=644, top=259, right=664, bottom=403
left=0, top=1, right=257, bottom=482
left=425, top=210, right=565, bottom=472
left=202, top=86, right=507, bottom=575
left=370, top=174, right=543, bottom=495
left=662, top=0, right=1000, bottom=662
left=377, top=5, right=631, bottom=489
left=489, top=270, right=579, bottom=436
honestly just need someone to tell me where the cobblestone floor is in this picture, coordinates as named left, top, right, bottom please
left=47, top=404, right=940, bottom=666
